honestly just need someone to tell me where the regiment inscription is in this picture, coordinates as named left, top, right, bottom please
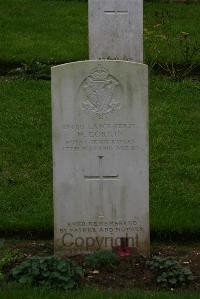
left=63, top=122, right=137, bottom=152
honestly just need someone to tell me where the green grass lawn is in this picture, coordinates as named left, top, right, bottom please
left=0, top=0, right=199, bottom=236
left=0, top=76, right=199, bottom=235
left=150, top=77, right=200, bottom=234
left=0, top=78, right=52, bottom=232
left=0, top=1, right=199, bottom=297
left=0, top=0, right=199, bottom=66
left=0, top=286, right=200, bottom=299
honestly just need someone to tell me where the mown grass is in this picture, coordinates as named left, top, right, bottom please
left=0, top=0, right=199, bottom=66
left=144, top=3, right=200, bottom=65
left=150, top=77, right=200, bottom=234
left=0, top=0, right=199, bottom=236
left=0, top=286, right=200, bottom=299
left=0, top=76, right=199, bottom=234
left=0, top=78, right=52, bottom=231
left=0, top=0, right=88, bottom=66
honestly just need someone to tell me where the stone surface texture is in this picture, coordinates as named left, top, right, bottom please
left=89, top=0, right=143, bottom=62
left=52, top=60, right=149, bottom=256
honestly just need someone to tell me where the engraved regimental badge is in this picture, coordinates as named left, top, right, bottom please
left=79, top=66, right=122, bottom=118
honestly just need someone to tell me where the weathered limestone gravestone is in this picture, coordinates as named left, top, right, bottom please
left=89, top=0, right=143, bottom=62
left=52, top=60, right=149, bottom=256
left=52, top=0, right=149, bottom=256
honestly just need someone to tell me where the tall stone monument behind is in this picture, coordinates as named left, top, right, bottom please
left=89, top=0, right=143, bottom=62
left=52, top=0, right=149, bottom=257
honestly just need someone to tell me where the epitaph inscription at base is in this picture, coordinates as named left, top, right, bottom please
left=52, top=61, right=149, bottom=256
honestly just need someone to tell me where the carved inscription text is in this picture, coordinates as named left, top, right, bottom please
left=63, top=123, right=138, bottom=151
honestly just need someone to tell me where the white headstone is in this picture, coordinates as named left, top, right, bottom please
left=89, top=0, right=143, bottom=62
left=52, top=60, right=149, bottom=256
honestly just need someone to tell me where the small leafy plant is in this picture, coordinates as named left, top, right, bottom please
left=11, top=255, right=83, bottom=290
left=0, top=250, right=16, bottom=270
left=12, top=61, right=51, bottom=80
left=157, top=33, right=200, bottom=80
left=146, top=256, right=193, bottom=288
left=145, top=9, right=200, bottom=80
left=84, top=250, right=119, bottom=270
left=0, top=272, right=4, bottom=282
left=0, top=249, right=22, bottom=282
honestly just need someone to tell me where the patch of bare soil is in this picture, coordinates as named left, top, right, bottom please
left=2, top=240, right=200, bottom=290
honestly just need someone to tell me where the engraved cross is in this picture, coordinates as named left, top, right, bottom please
left=84, top=156, right=118, bottom=217
left=84, top=156, right=119, bottom=181
left=104, top=10, right=129, bottom=16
